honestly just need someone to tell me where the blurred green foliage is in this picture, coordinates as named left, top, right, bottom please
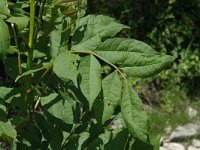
left=88, top=0, right=200, bottom=96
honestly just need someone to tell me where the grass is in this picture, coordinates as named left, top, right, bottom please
left=147, top=86, right=200, bottom=137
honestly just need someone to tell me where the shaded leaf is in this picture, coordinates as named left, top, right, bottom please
left=53, top=52, right=79, bottom=86
left=50, top=15, right=63, bottom=57
left=121, top=81, right=148, bottom=142
left=105, top=129, right=129, bottom=150
left=79, top=55, right=101, bottom=109
left=96, top=38, right=176, bottom=78
left=41, top=93, right=74, bottom=124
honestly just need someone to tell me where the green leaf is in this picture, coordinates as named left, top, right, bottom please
left=131, top=134, right=161, bottom=150
left=22, top=124, right=42, bottom=147
left=77, top=132, right=89, bottom=150
left=0, top=0, right=10, bottom=18
left=41, top=93, right=74, bottom=124
left=50, top=15, right=63, bottom=57
left=121, top=81, right=148, bottom=142
left=0, top=18, right=10, bottom=61
left=72, top=15, right=129, bottom=51
left=0, top=87, right=13, bottom=100
left=101, top=71, right=121, bottom=124
left=96, top=38, right=176, bottom=78
left=53, top=52, right=79, bottom=87
left=0, top=120, right=17, bottom=143
left=7, top=16, right=29, bottom=31
left=105, top=129, right=129, bottom=150
left=79, top=55, right=102, bottom=109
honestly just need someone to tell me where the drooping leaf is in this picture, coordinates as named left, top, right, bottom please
left=53, top=52, right=79, bottom=86
left=7, top=15, right=29, bottom=31
left=72, top=15, right=129, bottom=51
left=0, top=120, right=17, bottom=144
left=96, top=38, right=176, bottom=78
left=41, top=93, right=74, bottom=124
left=101, top=71, right=122, bottom=124
left=0, top=18, right=10, bottom=61
left=105, top=129, right=129, bottom=150
left=0, top=0, right=10, bottom=18
left=87, top=129, right=111, bottom=150
left=121, top=81, right=148, bottom=142
left=79, top=55, right=102, bottom=109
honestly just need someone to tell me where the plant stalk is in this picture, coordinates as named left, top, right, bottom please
left=27, top=0, right=36, bottom=70
left=20, top=0, right=36, bottom=116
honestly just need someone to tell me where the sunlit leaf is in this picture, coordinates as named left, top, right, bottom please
left=96, top=38, right=176, bottom=78
left=72, top=15, right=129, bottom=51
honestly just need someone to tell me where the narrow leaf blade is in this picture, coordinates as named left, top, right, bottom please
left=101, top=71, right=121, bottom=123
left=79, top=55, right=102, bottom=109
left=121, top=81, right=148, bottom=142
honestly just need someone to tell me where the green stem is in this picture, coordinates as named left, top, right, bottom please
left=20, top=0, right=36, bottom=115
left=27, top=0, right=35, bottom=70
